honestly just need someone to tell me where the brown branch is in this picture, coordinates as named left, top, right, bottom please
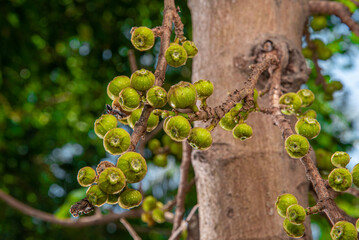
left=169, top=204, right=199, bottom=240
left=307, top=202, right=325, bottom=215
left=173, top=7, right=185, bottom=41
left=309, top=1, right=359, bottom=36
left=269, top=65, right=345, bottom=225
left=120, top=218, right=142, bottom=240
left=171, top=142, right=192, bottom=237
left=128, top=49, right=138, bottom=73
left=0, top=189, right=142, bottom=228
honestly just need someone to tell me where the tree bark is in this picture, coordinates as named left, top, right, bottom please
left=188, top=1, right=312, bottom=239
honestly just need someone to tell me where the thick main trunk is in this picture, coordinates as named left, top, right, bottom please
left=188, top=1, right=311, bottom=239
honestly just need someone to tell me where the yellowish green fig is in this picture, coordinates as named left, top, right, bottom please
left=330, top=221, right=357, bottom=240
left=94, top=114, right=118, bottom=139
left=146, top=86, right=167, bottom=108
left=275, top=193, right=298, bottom=218
left=182, top=40, right=198, bottom=58
left=233, top=123, right=253, bottom=141
left=279, top=93, right=302, bottom=115
left=107, top=193, right=120, bottom=204
left=119, top=87, right=140, bottom=112
left=165, top=43, right=187, bottom=67
left=295, top=117, right=321, bottom=140
left=141, top=212, right=155, bottom=226
left=86, top=185, right=108, bottom=207
left=103, top=128, right=131, bottom=155
left=118, top=188, right=143, bottom=209
left=352, top=164, right=359, bottom=188
left=142, top=196, right=157, bottom=212
left=356, top=219, right=359, bottom=232
left=194, top=79, right=213, bottom=100
left=148, top=139, right=161, bottom=152
left=96, top=161, right=115, bottom=175
left=152, top=208, right=165, bottom=224
left=164, top=116, right=192, bottom=142
left=130, top=69, right=155, bottom=91
left=131, top=27, right=155, bottom=51
left=331, top=151, right=350, bottom=168
left=116, top=152, right=147, bottom=183
left=167, top=81, right=198, bottom=111
left=98, top=167, right=126, bottom=194
left=283, top=218, right=305, bottom=238
left=77, top=167, right=96, bottom=187
left=311, top=16, right=327, bottom=31
left=127, top=108, right=159, bottom=132
left=219, top=112, right=239, bottom=131
left=107, top=76, right=131, bottom=100
left=187, top=127, right=212, bottom=150
left=286, top=204, right=306, bottom=225
left=302, top=47, right=313, bottom=59
left=328, top=168, right=352, bottom=192
left=299, top=109, right=317, bottom=119
left=153, top=154, right=168, bottom=167
left=297, top=89, right=315, bottom=107
left=317, top=46, right=332, bottom=60
left=285, top=134, right=309, bottom=159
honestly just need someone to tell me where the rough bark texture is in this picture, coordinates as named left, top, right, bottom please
left=188, top=1, right=312, bottom=239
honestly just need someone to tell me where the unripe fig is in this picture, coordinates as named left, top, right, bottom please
left=300, top=109, right=317, bottom=119
left=141, top=212, right=155, bottom=226
left=146, top=86, right=167, bottom=108
left=279, top=93, right=302, bottom=115
left=167, top=81, right=197, bottom=110
left=94, top=114, right=118, bottom=139
left=182, top=40, right=198, bottom=58
left=295, top=117, right=321, bottom=140
left=219, top=112, right=238, bottom=131
left=98, top=167, right=126, bottom=194
left=131, top=27, right=155, bottom=51
left=187, top=127, right=212, bottom=150
left=285, top=134, right=310, bottom=159
left=103, top=128, right=131, bottom=155
left=283, top=218, right=305, bottom=238
left=96, top=161, right=115, bottom=175
left=311, top=16, right=327, bottom=31
left=317, top=46, right=332, bottom=60
left=164, top=116, right=191, bottom=142
left=148, top=139, right=161, bottom=152
left=152, top=208, right=165, bottom=224
left=286, top=204, right=306, bottom=225
left=169, top=142, right=182, bottom=157
left=297, top=89, right=315, bottom=107
left=107, top=76, right=131, bottom=100
left=194, top=80, right=213, bottom=100
left=165, top=43, right=187, bottom=67
left=232, top=123, right=253, bottom=141
left=128, top=108, right=159, bottom=132
left=119, top=87, right=141, bottom=112
left=153, top=154, right=168, bottom=167
left=352, top=164, right=359, bottom=188
left=331, top=151, right=350, bottom=168
left=275, top=193, right=298, bottom=218
left=107, top=193, right=120, bottom=204
left=316, top=149, right=335, bottom=171
left=86, top=185, right=108, bottom=207
left=77, top=167, right=96, bottom=187
left=116, top=152, right=147, bottom=183
left=118, top=188, right=143, bottom=209
left=130, top=69, right=155, bottom=91
left=161, top=134, right=172, bottom=146
left=356, top=219, right=359, bottom=232
left=330, top=221, right=357, bottom=240
left=328, top=168, right=352, bottom=192
left=302, top=47, right=313, bottom=59
left=142, top=196, right=157, bottom=212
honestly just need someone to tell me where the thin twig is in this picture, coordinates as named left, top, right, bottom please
left=0, top=189, right=141, bottom=228
left=128, top=49, right=138, bottom=73
left=171, top=142, right=192, bottom=237
left=120, top=218, right=142, bottom=240
left=168, top=204, right=199, bottom=240
left=309, top=1, right=359, bottom=36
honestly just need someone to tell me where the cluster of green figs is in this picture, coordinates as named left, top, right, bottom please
left=275, top=89, right=359, bottom=239
left=141, top=196, right=166, bottom=226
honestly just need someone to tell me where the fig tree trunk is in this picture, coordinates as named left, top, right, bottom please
left=188, top=0, right=312, bottom=239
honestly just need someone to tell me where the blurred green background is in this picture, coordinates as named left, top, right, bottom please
left=1, top=0, right=359, bottom=239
